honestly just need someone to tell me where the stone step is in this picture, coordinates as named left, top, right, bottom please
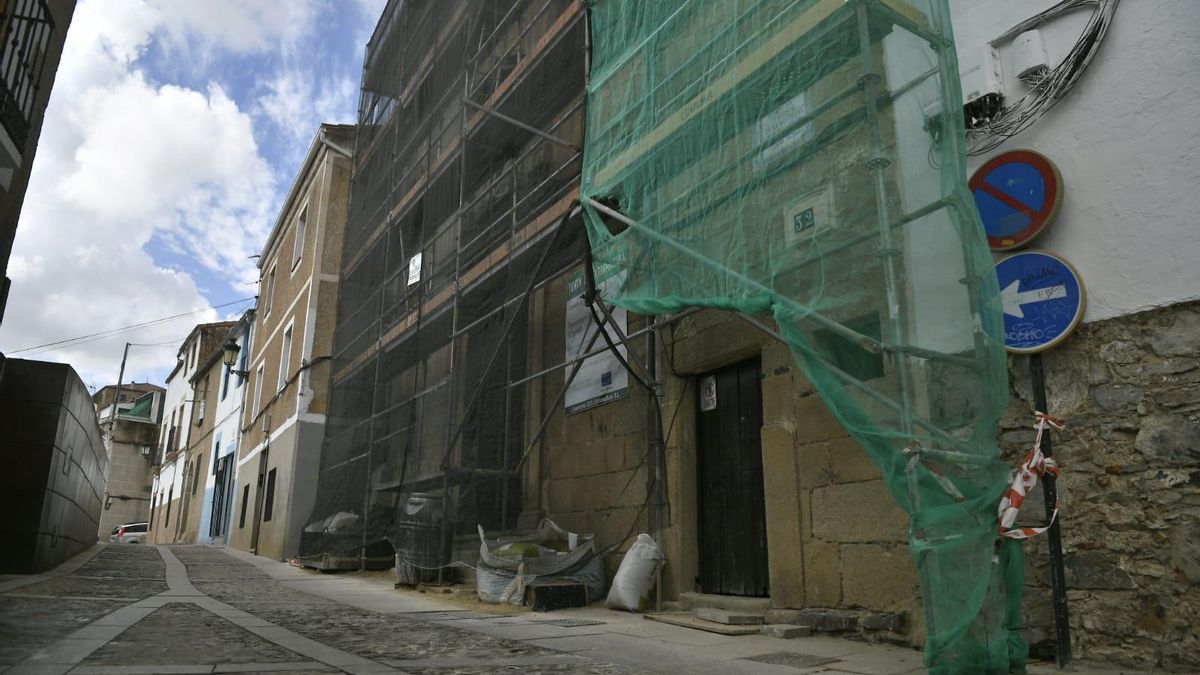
left=678, top=591, right=771, bottom=614
left=692, top=607, right=764, bottom=625
left=644, top=612, right=761, bottom=636
left=761, top=624, right=813, bottom=639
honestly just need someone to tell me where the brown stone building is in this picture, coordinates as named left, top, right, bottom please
left=227, top=124, right=352, bottom=561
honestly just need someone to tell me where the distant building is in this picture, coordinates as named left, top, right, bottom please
left=94, top=383, right=164, bottom=538
left=92, top=382, right=162, bottom=413
left=228, top=124, right=352, bottom=561
left=0, top=0, right=77, bottom=376
left=0, top=358, right=106, bottom=572
left=192, top=311, right=254, bottom=545
left=148, top=321, right=234, bottom=544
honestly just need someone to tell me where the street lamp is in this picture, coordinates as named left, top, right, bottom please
left=222, top=337, right=250, bottom=380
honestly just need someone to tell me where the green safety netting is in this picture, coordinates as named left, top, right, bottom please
left=580, top=1, right=1022, bottom=672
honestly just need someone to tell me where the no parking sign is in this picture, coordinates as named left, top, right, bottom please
left=971, top=150, right=1063, bottom=250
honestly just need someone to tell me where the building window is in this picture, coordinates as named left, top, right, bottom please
left=263, top=265, right=276, bottom=316
left=0, top=0, right=55, bottom=154
left=238, top=484, right=250, bottom=528
left=191, top=457, right=201, bottom=495
left=165, top=487, right=173, bottom=527
left=291, top=206, right=307, bottom=270
left=237, top=341, right=248, bottom=388
left=263, top=468, right=277, bottom=522
left=150, top=494, right=158, bottom=529
left=253, top=364, right=265, bottom=414
left=278, top=324, right=293, bottom=391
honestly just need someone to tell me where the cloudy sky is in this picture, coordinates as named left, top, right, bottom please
left=0, top=0, right=386, bottom=391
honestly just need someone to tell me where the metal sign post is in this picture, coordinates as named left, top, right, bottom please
left=1028, top=354, right=1071, bottom=668
left=995, top=249, right=1084, bottom=668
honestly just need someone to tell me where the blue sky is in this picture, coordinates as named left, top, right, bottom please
left=0, top=0, right=386, bottom=389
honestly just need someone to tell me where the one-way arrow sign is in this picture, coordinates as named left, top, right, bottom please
left=1002, top=280, right=1067, bottom=319
left=993, top=251, right=1085, bottom=353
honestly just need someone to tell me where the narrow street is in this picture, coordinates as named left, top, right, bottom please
left=0, top=545, right=934, bottom=675
left=0, top=545, right=634, bottom=674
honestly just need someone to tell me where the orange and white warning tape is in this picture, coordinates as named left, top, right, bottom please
left=997, top=411, right=1065, bottom=540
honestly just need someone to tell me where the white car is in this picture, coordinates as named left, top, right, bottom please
left=109, top=522, right=149, bottom=544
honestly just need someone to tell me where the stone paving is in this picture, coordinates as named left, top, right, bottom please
left=0, top=545, right=635, bottom=674
left=1, top=544, right=1145, bottom=675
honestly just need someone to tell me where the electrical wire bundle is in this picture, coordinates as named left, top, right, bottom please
left=968, top=0, right=1120, bottom=156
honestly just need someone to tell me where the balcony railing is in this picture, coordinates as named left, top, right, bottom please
left=0, top=0, right=53, bottom=154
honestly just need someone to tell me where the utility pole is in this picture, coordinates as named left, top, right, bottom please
left=108, top=342, right=131, bottom=435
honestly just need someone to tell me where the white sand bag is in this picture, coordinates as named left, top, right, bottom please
left=605, top=533, right=665, bottom=612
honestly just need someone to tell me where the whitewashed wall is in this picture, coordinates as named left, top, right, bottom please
left=952, top=0, right=1200, bottom=323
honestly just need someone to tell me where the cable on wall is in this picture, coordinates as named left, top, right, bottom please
left=968, top=0, right=1120, bottom=156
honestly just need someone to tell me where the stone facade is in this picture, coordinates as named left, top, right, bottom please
left=230, top=124, right=351, bottom=561
left=1000, top=301, right=1200, bottom=670
left=98, top=412, right=160, bottom=537
left=520, top=269, right=654, bottom=581
left=659, top=309, right=920, bottom=644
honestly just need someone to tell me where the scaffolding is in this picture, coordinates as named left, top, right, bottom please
left=303, top=0, right=628, bottom=568
left=578, top=1, right=1017, bottom=673
left=306, top=1, right=1020, bottom=672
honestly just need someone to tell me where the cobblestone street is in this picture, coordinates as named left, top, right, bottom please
left=0, top=545, right=635, bottom=675
left=0, top=545, right=1146, bottom=675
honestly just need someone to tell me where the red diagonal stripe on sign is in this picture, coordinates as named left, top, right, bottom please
left=977, top=181, right=1039, bottom=220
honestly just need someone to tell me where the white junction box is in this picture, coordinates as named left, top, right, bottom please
left=959, top=43, right=1004, bottom=105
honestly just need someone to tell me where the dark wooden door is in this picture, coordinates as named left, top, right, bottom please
left=697, top=357, right=769, bottom=597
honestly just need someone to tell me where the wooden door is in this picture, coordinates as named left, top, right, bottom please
left=696, top=357, right=769, bottom=597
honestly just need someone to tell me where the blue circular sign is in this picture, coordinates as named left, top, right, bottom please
left=993, top=250, right=1085, bottom=353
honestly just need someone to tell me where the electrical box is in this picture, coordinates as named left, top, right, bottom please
left=1012, top=29, right=1050, bottom=81
left=959, top=44, right=1004, bottom=128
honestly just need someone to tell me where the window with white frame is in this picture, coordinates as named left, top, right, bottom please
left=291, top=206, right=307, bottom=271
left=254, top=364, right=265, bottom=414
left=278, top=324, right=293, bottom=391
left=263, top=265, right=276, bottom=316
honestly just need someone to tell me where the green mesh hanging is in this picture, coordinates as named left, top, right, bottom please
left=579, top=1, right=1023, bottom=672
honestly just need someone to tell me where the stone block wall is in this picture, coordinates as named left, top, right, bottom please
left=524, top=271, right=654, bottom=580
left=661, top=308, right=919, bottom=643
left=999, top=302, right=1200, bottom=670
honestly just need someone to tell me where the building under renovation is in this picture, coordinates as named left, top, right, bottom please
left=306, top=0, right=944, bottom=636
left=303, top=0, right=1198, bottom=672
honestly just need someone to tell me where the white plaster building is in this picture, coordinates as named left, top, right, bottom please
left=196, top=312, right=255, bottom=544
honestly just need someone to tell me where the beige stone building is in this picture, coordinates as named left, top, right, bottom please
left=94, top=385, right=164, bottom=537
left=228, top=124, right=352, bottom=561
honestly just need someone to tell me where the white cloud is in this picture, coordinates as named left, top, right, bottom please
left=0, top=0, right=317, bottom=387
left=257, top=68, right=357, bottom=161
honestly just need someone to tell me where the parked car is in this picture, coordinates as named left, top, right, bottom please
left=109, top=522, right=149, bottom=544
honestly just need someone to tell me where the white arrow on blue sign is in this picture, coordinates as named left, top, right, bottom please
left=993, top=250, right=1086, bottom=354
